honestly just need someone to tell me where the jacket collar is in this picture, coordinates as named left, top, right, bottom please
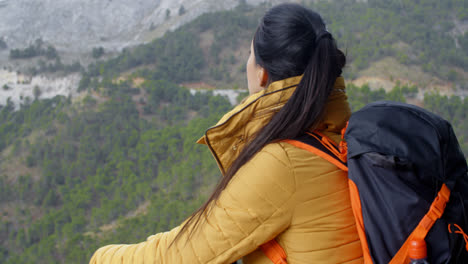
left=198, top=75, right=350, bottom=174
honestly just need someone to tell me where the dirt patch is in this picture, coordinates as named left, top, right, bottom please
left=199, top=30, right=215, bottom=56
left=1, top=156, right=42, bottom=183
left=356, top=57, right=453, bottom=93
left=93, top=201, right=151, bottom=236
left=126, top=200, right=150, bottom=218
left=0, top=132, right=44, bottom=183
left=113, top=76, right=127, bottom=84
left=132, top=88, right=147, bottom=117
left=0, top=202, right=43, bottom=227
left=406, top=98, right=424, bottom=107
left=181, top=81, right=216, bottom=90
left=350, top=76, right=397, bottom=91
left=133, top=77, right=146, bottom=87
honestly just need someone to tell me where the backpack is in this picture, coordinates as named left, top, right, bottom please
left=260, top=101, right=468, bottom=263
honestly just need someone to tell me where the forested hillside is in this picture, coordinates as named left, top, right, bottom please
left=0, top=80, right=232, bottom=263
left=0, top=0, right=467, bottom=263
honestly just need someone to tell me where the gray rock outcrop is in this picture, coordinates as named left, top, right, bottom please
left=0, top=0, right=285, bottom=52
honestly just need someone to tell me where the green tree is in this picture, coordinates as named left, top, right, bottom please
left=45, top=46, right=58, bottom=60
left=178, top=5, right=186, bottom=15
left=0, top=38, right=7, bottom=50
left=33, top=86, right=42, bottom=100
left=165, top=9, right=171, bottom=20
left=91, top=47, right=105, bottom=59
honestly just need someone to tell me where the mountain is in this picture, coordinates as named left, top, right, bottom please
left=1, top=0, right=467, bottom=109
left=78, top=0, right=468, bottom=94
left=0, top=0, right=287, bottom=108
left=0, top=0, right=278, bottom=52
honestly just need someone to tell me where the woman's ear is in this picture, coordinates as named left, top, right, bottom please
left=257, top=68, right=269, bottom=88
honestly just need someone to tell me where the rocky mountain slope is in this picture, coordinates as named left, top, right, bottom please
left=0, top=70, right=79, bottom=107
left=0, top=0, right=298, bottom=107
left=0, top=0, right=261, bottom=106
left=0, top=0, right=283, bottom=52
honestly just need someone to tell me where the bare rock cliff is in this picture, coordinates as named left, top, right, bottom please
left=0, top=0, right=281, bottom=52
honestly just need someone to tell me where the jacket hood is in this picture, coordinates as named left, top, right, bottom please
left=198, top=75, right=351, bottom=174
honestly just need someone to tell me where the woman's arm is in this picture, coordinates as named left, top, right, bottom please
left=89, top=143, right=296, bottom=264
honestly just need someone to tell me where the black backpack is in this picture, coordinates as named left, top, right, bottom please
left=261, top=101, right=468, bottom=263
left=342, top=101, right=468, bottom=263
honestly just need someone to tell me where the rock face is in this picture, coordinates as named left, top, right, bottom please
left=0, top=69, right=80, bottom=108
left=0, top=0, right=278, bottom=52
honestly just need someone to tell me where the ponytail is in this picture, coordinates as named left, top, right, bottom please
left=171, top=3, right=346, bottom=245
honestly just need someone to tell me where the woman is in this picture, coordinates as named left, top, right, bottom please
left=90, top=3, right=363, bottom=264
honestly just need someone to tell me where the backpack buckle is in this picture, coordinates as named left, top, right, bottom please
left=427, top=184, right=451, bottom=221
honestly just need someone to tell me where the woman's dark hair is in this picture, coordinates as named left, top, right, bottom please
left=172, top=3, right=346, bottom=245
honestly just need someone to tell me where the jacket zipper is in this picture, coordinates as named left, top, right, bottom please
left=204, top=84, right=297, bottom=175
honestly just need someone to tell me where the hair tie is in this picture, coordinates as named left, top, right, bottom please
left=315, top=30, right=331, bottom=44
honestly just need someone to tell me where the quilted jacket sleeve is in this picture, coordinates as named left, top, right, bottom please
left=89, top=143, right=296, bottom=264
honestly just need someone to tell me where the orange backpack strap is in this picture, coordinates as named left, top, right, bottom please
left=283, top=132, right=348, bottom=172
left=260, top=239, right=287, bottom=264
left=348, top=179, right=374, bottom=264
left=389, top=184, right=451, bottom=264
left=260, top=132, right=347, bottom=264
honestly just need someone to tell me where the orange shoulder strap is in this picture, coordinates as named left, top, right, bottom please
left=282, top=131, right=348, bottom=172
left=259, top=239, right=287, bottom=264
left=348, top=179, right=374, bottom=264
left=389, top=184, right=451, bottom=264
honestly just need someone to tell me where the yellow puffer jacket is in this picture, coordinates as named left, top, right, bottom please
left=90, top=76, right=363, bottom=264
